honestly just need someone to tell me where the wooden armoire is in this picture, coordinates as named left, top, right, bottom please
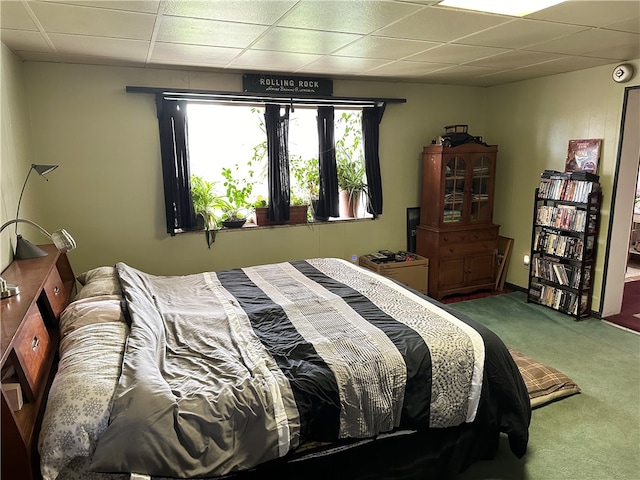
left=416, top=143, right=499, bottom=301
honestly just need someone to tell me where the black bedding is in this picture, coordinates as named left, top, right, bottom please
left=88, top=258, right=530, bottom=479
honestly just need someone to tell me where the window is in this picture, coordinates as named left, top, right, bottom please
left=187, top=104, right=369, bottom=225
left=154, top=94, right=386, bottom=235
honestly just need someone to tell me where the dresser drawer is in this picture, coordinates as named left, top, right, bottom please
left=11, top=307, right=52, bottom=401
left=466, top=228, right=498, bottom=242
left=42, top=267, right=67, bottom=321
left=440, top=239, right=497, bottom=257
left=440, top=231, right=469, bottom=244
left=440, top=228, right=498, bottom=244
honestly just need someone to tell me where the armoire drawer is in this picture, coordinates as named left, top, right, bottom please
left=440, top=228, right=498, bottom=245
left=439, top=240, right=497, bottom=257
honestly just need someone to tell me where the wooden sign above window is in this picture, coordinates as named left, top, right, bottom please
left=243, top=74, right=333, bottom=96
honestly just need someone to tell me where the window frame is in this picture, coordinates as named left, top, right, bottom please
left=133, top=86, right=405, bottom=235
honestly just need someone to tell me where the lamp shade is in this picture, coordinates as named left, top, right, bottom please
left=32, top=164, right=58, bottom=176
left=15, top=163, right=59, bottom=233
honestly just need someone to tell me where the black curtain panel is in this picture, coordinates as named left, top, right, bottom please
left=265, top=104, right=291, bottom=221
left=362, top=106, right=384, bottom=216
left=316, top=106, right=339, bottom=218
left=156, top=95, right=195, bottom=234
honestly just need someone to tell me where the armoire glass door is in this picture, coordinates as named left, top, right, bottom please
left=444, top=156, right=466, bottom=223
left=470, top=155, right=492, bottom=223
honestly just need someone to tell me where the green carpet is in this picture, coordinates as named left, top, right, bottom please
left=447, top=292, right=640, bottom=480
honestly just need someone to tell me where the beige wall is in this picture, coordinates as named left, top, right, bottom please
left=0, top=44, right=35, bottom=268
left=486, top=60, right=640, bottom=312
left=3, top=53, right=639, bottom=315
left=9, top=62, right=487, bottom=276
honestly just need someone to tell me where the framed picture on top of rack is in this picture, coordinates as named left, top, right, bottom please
left=565, top=138, right=602, bottom=174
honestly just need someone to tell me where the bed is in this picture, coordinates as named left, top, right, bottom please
left=38, top=258, right=531, bottom=480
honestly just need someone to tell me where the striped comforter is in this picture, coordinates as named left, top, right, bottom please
left=90, top=258, right=528, bottom=478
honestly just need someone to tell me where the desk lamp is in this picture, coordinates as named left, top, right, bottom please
left=0, top=164, right=76, bottom=298
left=10, top=164, right=58, bottom=258
left=0, top=219, right=76, bottom=298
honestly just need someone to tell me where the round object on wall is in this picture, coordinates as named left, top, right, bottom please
left=612, top=63, right=634, bottom=83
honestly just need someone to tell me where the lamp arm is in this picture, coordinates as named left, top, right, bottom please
left=0, top=218, right=53, bottom=237
left=15, top=167, right=34, bottom=236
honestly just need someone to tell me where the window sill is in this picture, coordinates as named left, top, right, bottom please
left=174, top=216, right=375, bottom=235
left=224, top=216, right=375, bottom=231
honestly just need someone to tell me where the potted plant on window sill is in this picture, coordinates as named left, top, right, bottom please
left=220, top=164, right=254, bottom=228
left=253, top=195, right=309, bottom=226
left=190, top=174, right=225, bottom=247
left=337, top=158, right=367, bottom=219
left=335, top=111, right=369, bottom=219
left=291, top=155, right=328, bottom=222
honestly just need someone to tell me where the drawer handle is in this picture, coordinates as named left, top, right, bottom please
left=31, top=336, right=40, bottom=351
left=53, top=286, right=60, bottom=296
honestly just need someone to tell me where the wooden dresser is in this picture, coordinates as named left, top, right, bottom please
left=1, top=245, right=75, bottom=480
left=416, top=144, right=499, bottom=301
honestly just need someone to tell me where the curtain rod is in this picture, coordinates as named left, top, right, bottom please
left=126, top=86, right=406, bottom=108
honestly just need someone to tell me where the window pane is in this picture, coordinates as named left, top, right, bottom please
left=188, top=103, right=267, bottom=199
left=289, top=108, right=319, bottom=204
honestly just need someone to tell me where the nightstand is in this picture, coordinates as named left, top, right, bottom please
left=1, top=245, right=75, bottom=480
left=358, top=253, right=429, bottom=294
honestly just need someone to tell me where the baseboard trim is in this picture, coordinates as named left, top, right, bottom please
left=504, top=282, right=527, bottom=293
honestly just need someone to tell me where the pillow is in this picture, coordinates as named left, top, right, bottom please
left=509, top=348, right=581, bottom=408
left=76, top=266, right=116, bottom=285
left=75, top=266, right=121, bottom=300
left=59, top=296, right=126, bottom=339
left=38, top=322, right=129, bottom=480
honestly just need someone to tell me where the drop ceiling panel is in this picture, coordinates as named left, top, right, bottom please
left=408, top=44, right=510, bottom=64
left=458, top=18, right=587, bottom=49
left=298, top=55, right=391, bottom=75
left=421, top=64, right=501, bottom=85
left=150, top=43, right=243, bottom=67
left=40, top=1, right=161, bottom=14
left=230, top=49, right=322, bottom=71
left=0, top=1, right=38, bottom=30
left=529, top=28, right=640, bottom=58
left=0, top=29, right=51, bottom=52
left=334, top=36, right=440, bottom=60
left=604, top=17, right=640, bottom=34
left=157, top=16, right=269, bottom=48
left=527, top=1, right=640, bottom=28
left=477, top=68, right=553, bottom=85
left=466, top=49, right=566, bottom=69
left=29, top=1, right=156, bottom=39
left=277, top=0, right=423, bottom=34
left=163, top=0, right=297, bottom=24
left=48, top=33, right=149, bottom=60
left=375, top=6, right=512, bottom=42
left=251, top=27, right=361, bottom=55
left=368, top=60, right=449, bottom=77
left=518, top=56, right=616, bottom=74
